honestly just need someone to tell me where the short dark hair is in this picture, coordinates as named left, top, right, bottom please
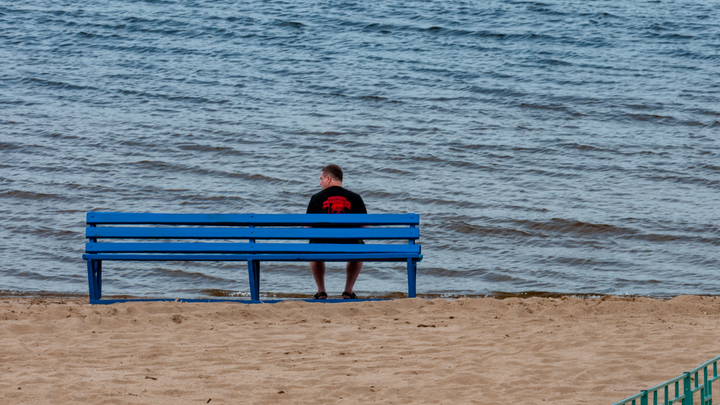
left=321, top=164, right=343, bottom=182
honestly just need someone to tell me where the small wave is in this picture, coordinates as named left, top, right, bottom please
left=178, top=195, right=248, bottom=203
left=374, top=167, right=414, bottom=176
left=466, top=85, right=527, bottom=99
left=14, top=226, right=79, bottom=240
left=473, top=30, right=557, bottom=42
left=625, top=103, right=664, bottom=111
left=558, top=142, right=615, bottom=153
left=619, top=112, right=683, bottom=125
left=488, top=291, right=605, bottom=299
left=507, top=218, right=719, bottom=246
left=442, top=221, right=534, bottom=238
left=199, top=289, right=242, bottom=297
left=77, top=31, right=103, bottom=39
left=176, top=143, right=250, bottom=157
left=20, top=77, right=97, bottom=92
left=128, top=160, right=298, bottom=184
left=224, top=16, right=257, bottom=23
left=526, top=5, right=567, bottom=16
left=360, top=21, right=558, bottom=42
left=0, top=99, right=38, bottom=106
left=273, top=20, right=305, bottom=29
left=45, top=133, right=80, bottom=140
left=641, top=173, right=720, bottom=189
left=0, top=142, right=22, bottom=150
left=361, top=191, right=484, bottom=210
left=685, top=108, right=720, bottom=118
left=534, top=58, right=574, bottom=67
left=518, top=218, right=635, bottom=236
left=580, top=11, right=621, bottom=19
left=517, top=102, right=581, bottom=117
left=115, top=88, right=230, bottom=105
left=696, top=163, right=720, bottom=173
left=668, top=50, right=720, bottom=60
left=0, top=290, right=85, bottom=299
left=0, top=189, right=69, bottom=202
left=146, top=266, right=233, bottom=283
left=358, top=95, right=402, bottom=103
left=657, top=33, right=695, bottom=40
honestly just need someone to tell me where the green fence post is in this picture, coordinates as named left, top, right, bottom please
left=703, top=367, right=709, bottom=405
left=642, top=390, right=649, bottom=405
left=712, top=363, right=717, bottom=405
left=685, top=372, right=693, bottom=405
left=678, top=380, right=683, bottom=405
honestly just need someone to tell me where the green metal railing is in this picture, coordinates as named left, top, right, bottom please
left=612, top=355, right=720, bottom=405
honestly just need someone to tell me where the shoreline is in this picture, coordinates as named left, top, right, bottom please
left=0, top=289, right=698, bottom=301
left=2, top=295, right=720, bottom=404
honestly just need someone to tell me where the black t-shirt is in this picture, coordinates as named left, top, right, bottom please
left=306, top=186, right=367, bottom=243
left=306, top=186, right=367, bottom=214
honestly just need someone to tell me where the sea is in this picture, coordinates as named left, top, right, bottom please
left=1, top=0, right=719, bottom=299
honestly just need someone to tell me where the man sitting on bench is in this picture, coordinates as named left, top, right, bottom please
left=306, top=164, right=367, bottom=300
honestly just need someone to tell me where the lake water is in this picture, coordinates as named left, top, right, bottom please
left=1, top=0, right=719, bottom=298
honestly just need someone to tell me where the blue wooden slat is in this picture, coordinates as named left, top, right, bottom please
left=83, top=253, right=421, bottom=261
left=86, top=227, right=420, bottom=240
left=87, top=212, right=419, bottom=226
left=86, top=242, right=421, bottom=254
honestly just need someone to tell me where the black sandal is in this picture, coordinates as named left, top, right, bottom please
left=342, top=291, right=357, bottom=299
left=313, top=292, right=328, bottom=299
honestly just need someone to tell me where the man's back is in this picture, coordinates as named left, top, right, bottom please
left=306, top=186, right=367, bottom=215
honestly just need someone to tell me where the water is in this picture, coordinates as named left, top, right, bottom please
left=1, top=0, right=719, bottom=298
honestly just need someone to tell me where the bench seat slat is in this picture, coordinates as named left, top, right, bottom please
left=86, top=242, right=421, bottom=255
left=86, top=227, right=420, bottom=240
left=87, top=212, right=419, bottom=226
left=83, top=253, right=421, bottom=261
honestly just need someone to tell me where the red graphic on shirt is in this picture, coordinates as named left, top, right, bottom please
left=322, top=196, right=352, bottom=213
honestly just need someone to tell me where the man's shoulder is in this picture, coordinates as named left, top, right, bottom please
left=339, top=187, right=363, bottom=199
left=310, top=188, right=335, bottom=201
left=309, top=189, right=325, bottom=200
left=314, top=186, right=360, bottom=196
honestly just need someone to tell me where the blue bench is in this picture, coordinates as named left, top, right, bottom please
left=83, top=212, right=422, bottom=303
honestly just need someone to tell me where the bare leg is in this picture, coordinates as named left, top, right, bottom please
left=344, top=261, right=363, bottom=294
left=310, top=261, right=326, bottom=294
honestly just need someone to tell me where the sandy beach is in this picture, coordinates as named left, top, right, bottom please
left=1, top=295, right=719, bottom=404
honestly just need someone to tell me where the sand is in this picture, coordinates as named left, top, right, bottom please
left=1, top=295, right=719, bottom=404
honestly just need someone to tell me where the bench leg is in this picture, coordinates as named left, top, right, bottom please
left=247, top=260, right=261, bottom=301
left=97, top=260, right=102, bottom=297
left=407, top=259, right=417, bottom=298
left=87, top=259, right=102, bottom=301
left=253, top=260, right=260, bottom=300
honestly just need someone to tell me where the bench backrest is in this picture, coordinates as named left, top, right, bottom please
left=85, top=212, right=420, bottom=256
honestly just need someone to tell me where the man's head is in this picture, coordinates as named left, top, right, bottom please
left=320, top=164, right=343, bottom=189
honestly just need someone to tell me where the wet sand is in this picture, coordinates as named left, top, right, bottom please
left=1, top=296, right=719, bottom=404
